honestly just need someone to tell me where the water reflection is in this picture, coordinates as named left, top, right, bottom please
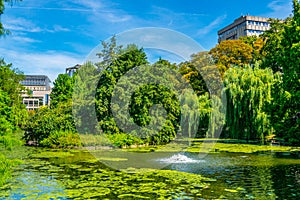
left=1, top=150, right=300, bottom=199
left=0, top=169, right=67, bottom=199
left=165, top=152, right=300, bottom=199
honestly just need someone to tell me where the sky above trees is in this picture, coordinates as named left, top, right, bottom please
left=0, top=0, right=293, bottom=82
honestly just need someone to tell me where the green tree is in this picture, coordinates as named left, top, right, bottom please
left=95, top=44, right=148, bottom=136
left=223, top=64, right=277, bottom=142
left=95, top=44, right=201, bottom=145
left=280, top=0, right=300, bottom=110
left=178, top=52, right=213, bottom=137
left=0, top=60, right=27, bottom=130
left=261, top=0, right=300, bottom=144
left=50, top=73, right=76, bottom=108
left=0, top=0, right=24, bottom=188
left=0, top=89, right=23, bottom=150
left=178, top=52, right=209, bottom=96
left=95, top=35, right=123, bottom=70
left=73, top=62, right=100, bottom=134
left=126, top=60, right=182, bottom=144
left=0, top=59, right=24, bottom=105
left=0, top=89, right=13, bottom=135
left=261, top=19, right=288, bottom=72
left=25, top=72, right=80, bottom=147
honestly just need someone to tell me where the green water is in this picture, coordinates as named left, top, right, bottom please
left=166, top=152, right=300, bottom=199
left=1, top=147, right=300, bottom=199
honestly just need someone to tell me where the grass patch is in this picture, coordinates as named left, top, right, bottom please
left=123, top=139, right=300, bottom=154
left=30, top=151, right=75, bottom=158
left=186, top=142, right=295, bottom=153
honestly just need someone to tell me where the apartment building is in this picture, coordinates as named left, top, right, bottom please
left=218, top=15, right=271, bottom=42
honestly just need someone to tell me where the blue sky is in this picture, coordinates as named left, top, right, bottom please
left=0, top=0, right=293, bottom=82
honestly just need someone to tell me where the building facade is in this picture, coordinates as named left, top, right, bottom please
left=218, top=15, right=271, bottom=43
left=20, top=75, right=51, bottom=110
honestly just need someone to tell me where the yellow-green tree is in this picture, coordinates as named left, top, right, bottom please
left=240, top=36, right=264, bottom=63
left=209, top=40, right=253, bottom=76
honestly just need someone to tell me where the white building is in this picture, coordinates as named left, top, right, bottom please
left=20, top=75, right=51, bottom=110
left=218, top=15, right=271, bottom=42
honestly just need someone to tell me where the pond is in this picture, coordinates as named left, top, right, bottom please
left=1, top=147, right=300, bottom=199
left=165, top=152, right=300, bottom=199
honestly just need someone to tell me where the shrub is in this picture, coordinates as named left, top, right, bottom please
left=107, top=133, right=144, bottom=148
left=40, top=131, right=82, bottom=148
left=24, top=101, right=76, bottom=142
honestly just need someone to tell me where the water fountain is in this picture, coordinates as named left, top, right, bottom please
left=158, top=153, right=204, bottom=164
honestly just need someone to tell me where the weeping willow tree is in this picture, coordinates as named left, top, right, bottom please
left=180, top=89, right=200, bottom=139
left=179, top=52, right=226, bottom=138
left=224, top=64, right=278, bottom=142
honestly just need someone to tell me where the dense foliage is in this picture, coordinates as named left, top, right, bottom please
left=95, top=44, right=148, bottom=134
left=0, top=0, right=25, bottom=187
left=223, top=64, right=278, bottom=142
left=26, top=66, right=79, bottom=148
left=20, top=0, right=300, bottom=147
left=50, top=73, right=75, bottom=108
left=0, top=60, right=26, bottom=150
left=1, top=0, right=300, bottom=198
left=94, top=44, right=183, bottom=145
left=260, top=0, right=300, bottom=144
left=24, top=101, right=79, bottom=146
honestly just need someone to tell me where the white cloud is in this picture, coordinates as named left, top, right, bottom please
left=71, top=0, right=104, bottom=10
left=103, top=12, right=132, bottom=23
left=3, top=17, right=71, bottom=34
left=10, top=0, right=102, bottom=12
left=39, top=0, right=132, bottom=24
left=265, top=0, right=292, bottom=19
left=11, top=6, right=91, bottom=12
left=197, top=15, right=227, bottom=36
left=148, top=6, right=206, bottom=28
left=3, top=17, right=43, bottom=33
left=0, top=48, right=84, bottom=83
left=11, top=36, right=41, bottom=43
left=49, top=25, right=71, bottom=33
left=151, top=6, right=205, bottom=18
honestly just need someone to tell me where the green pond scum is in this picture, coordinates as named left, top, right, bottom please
left=124, top=140, right=300, bottom=154
left=1, top=141, right=300, bottom=199
left=0, top=148, right=215, bottom=199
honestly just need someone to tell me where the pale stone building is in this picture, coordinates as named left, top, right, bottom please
left=218, top=15, right=271, bottom=42
left=20, top=75, right=51, bottom=110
